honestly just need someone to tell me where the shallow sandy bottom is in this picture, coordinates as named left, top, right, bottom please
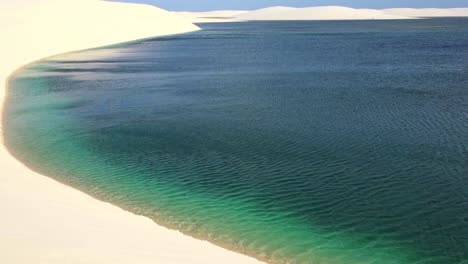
left=0, top=1, right=263, bottom=263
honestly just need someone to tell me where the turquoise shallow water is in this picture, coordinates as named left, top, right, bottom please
left=4, top=20, right=468, bottom=263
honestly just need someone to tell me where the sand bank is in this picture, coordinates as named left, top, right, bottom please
left=236, top=6, right=413, bottom=21
left=176, top=6, right=412, bottom=22
left=383, top=8, right=468, bottom=18
left=176, top=10, right=249, bottom=23
left=177, top=6, right=468, bottom=23
left=0, top=0, right=263, bottom=263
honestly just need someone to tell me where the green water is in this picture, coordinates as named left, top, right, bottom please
left=4, top=20, right=468, bottom=263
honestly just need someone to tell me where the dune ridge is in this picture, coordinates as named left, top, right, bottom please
left=383, top=8, right=468, bottom=18
left=237, top=6, right=413, bottom=21
left=177, top=10, right=249, bottom=23
left=0, top=0, right=263, bottom=263
left=176, top=6, right=468, bottom=22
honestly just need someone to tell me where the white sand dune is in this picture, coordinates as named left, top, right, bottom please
left=177, top=10, right=248, bottom=23
left=383, top=8, right=468, bottom=18
left=178, top=6, right=468, bottom=23
left=0, top=0, right=263, bottom=263
left=237, top=6, right=413, bottom=20
left=177, top=6, right=414, bottom=22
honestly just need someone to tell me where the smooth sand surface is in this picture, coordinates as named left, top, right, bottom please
left=383, top=8, right=468, bottom=18
left=0, top=0, right=263, bottom=263
left=177, top=6, right=412, bottom=22
left=236, top=6, right=413, bottom=21
left=176, top=10, right=248, bottom=23
left=177, top=6, right=468, bottom=23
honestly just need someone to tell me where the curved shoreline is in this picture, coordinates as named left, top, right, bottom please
left=0, top=1, right=263, bottom=263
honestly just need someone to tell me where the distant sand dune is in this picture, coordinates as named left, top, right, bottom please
left=177, top=10, right=249, bottom=23
left=383, top=8, right=468, bottom=18
left=177, top=6, right=468, bottom=23
left=237, top=6, right=413, bottom=21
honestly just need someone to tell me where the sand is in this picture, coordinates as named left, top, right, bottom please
left=176, top=6, right=413, bottom=22
left=237, top=6, right=413, bottom=21
left=0, top=0, right=263, bottom=263
left=177, top=6, right=468, bottom=23
left=176, top=10, right=248, bottom=23
left=383, top=8, right=468, bottom=18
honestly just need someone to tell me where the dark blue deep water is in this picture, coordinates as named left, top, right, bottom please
left=5, top=19, right=468, bottom=263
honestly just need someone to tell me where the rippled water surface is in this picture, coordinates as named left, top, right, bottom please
left=5, top=19, right=468, bottom=263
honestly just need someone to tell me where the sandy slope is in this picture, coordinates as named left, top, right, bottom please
left=237, top=6, right=413, bottom=20
left=0, top=0, right=263, bottom=263
left=176, top=10, right=248, bottom=23
left=177, top=6, right=468, bottom=23
left=383, top=8, right=468, bottom=18
left=176, top=6, right=414, bottom=22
